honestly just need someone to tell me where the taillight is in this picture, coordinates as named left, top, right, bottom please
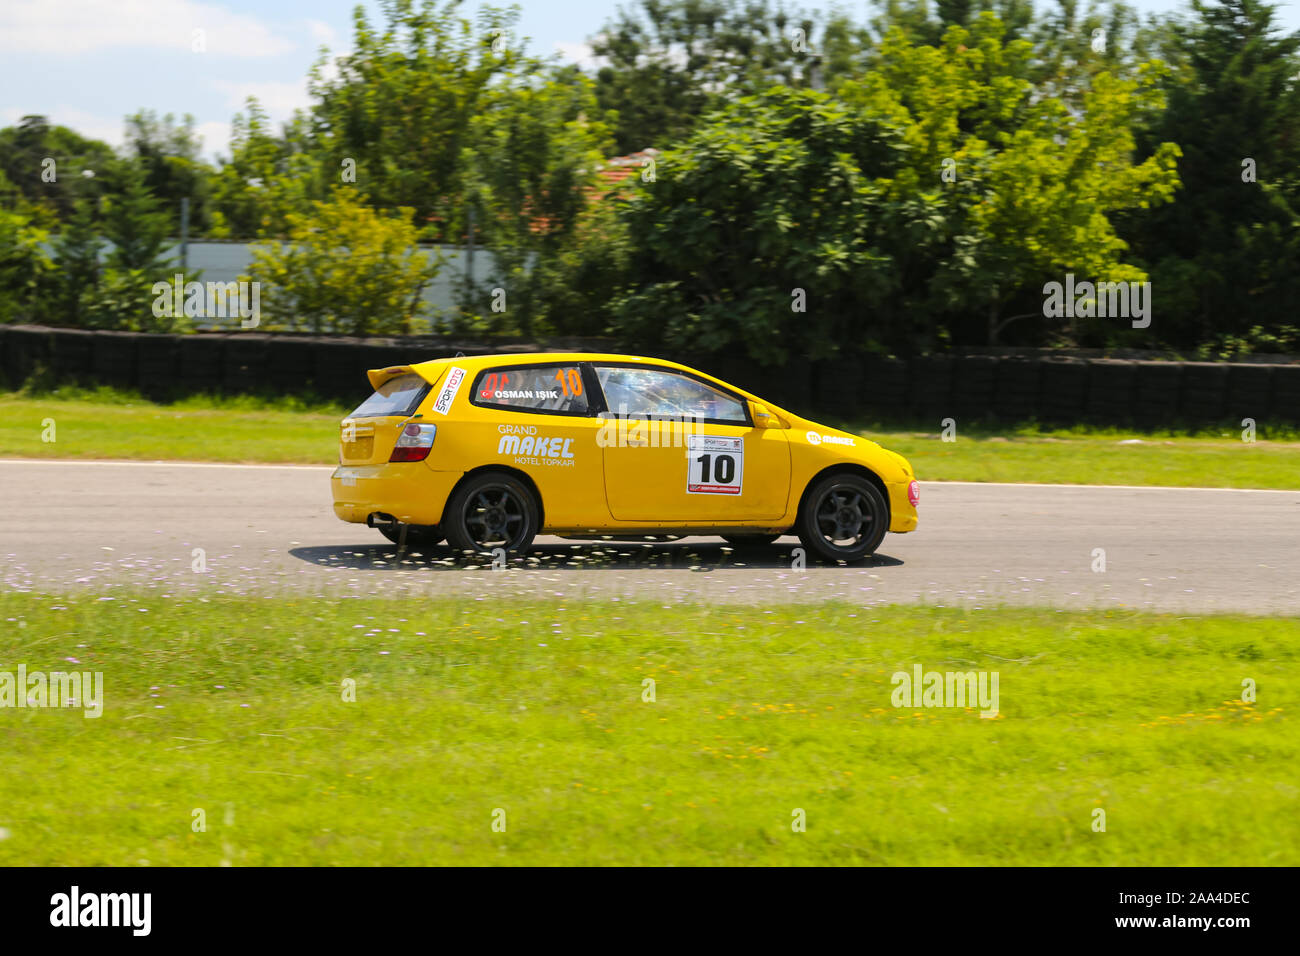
left=908, top=480, right=920, bottom=506
left=389, top=423, right=437, bottom=462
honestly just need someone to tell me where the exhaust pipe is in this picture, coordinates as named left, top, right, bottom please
left=366, top=512, right=399, bottom=529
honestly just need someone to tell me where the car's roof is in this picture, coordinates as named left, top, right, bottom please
left=368, top=352, right=796, bottom=420
left=371, top=353, right=721, bottom=388
left=411, top=352, right=700, bottom=374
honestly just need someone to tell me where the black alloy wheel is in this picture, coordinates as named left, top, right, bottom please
left=444, top=473, right=540, bottom=554
left=796, top=473, right=889, bottom=562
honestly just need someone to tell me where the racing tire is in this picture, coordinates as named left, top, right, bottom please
left=378, top=524, right=444, bottom=548
left=796, top=473, right=889, bottom=563
left=443, top=472, right=540, bottom=555
left=721, top=534, right=782, bottom=548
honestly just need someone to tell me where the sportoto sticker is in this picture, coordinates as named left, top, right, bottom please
left=432, top=366, right=466, bottom=416
left=686, top=435, right=743, bottom=495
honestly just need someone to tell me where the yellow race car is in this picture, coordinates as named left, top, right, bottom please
left=331, top=353, right=918, bottom=562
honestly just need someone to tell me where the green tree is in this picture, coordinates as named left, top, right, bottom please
left=1124, top=0, right=1300, bottom=353
left=590, top=0, right=836, bottom=153
left=123, top=110, right=215, bottom=235
left=0, top=208, right=51, bottom=323
left=47, top=197, right=105, bottom=326
left=842, top=15, right=1180, bottom=344
left=305, top=0, right=521, bottom=236
left=943, top=69, right=1181, bottom=344
left=530, top=196, right=634, bottom=337
left=209, top=100, right=327, bottom=239
left=461, top=65, right=616, bottom=334
left=1029, top=1, right=1144, bottom=108
left=75, top=160, right=187, bottom=332
left=100, top=161, right=172, bottom=273
left=605, top=86, right=951, bottom=362
left=0, top=116, right=116, bottom=223
left=246, top=188, right=441, bottom=335
left=599, top=14, right=1181, bottom=360
left=866, top=0, right=1035, bottom=47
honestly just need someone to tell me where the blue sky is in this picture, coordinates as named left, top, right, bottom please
left=4, top=0, right=1298, bottom=160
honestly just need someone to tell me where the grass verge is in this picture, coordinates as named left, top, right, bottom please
left=0, top=387, right=348, bottom=465
left=1, top=594, right=1295, bottom=865
left=855, top=425, right=1300, bottom=489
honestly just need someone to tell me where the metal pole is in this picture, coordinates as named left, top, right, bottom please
left=179, top=196, right=190, bottom=272
left=466, top=203, right=475, bottom=291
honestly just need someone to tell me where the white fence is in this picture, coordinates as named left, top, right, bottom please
left=52, top=239, right=506, bottom=330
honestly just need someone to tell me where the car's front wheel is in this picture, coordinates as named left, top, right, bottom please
left=443, top=472, right=540, bottom=554
left=796, top=473, right=889, bottom=563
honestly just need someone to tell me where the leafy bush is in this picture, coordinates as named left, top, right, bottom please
left=0, top=208, right=50, bottom=323
left=247, top=188, right=441, bottom=335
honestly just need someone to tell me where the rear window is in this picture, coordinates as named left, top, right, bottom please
left=471, top=364, right=589, bottom=415
left=348, top=372, right=430, bottom=418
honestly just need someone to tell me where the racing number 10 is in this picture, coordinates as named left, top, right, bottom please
left=695, top=453, right=735, bottom=484
left=554, top=368, right=583, bottom=397
left=686, top=435, right=743, bottom=494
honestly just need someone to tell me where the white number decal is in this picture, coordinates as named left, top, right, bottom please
left=687, top=435, right=744, bottom=495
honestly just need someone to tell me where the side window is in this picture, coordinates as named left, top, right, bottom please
left=472, top=364, right=589, bottom=415
left=595, top=367, right=749, bottom=424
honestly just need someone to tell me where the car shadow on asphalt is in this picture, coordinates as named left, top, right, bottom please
left=288, top=540, right=905, bottom=572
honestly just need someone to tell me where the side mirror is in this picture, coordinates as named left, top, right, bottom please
left=750, top=401, right=783, bottom=428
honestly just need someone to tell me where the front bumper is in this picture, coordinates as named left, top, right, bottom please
left=885, top=478, right=919, bottom=533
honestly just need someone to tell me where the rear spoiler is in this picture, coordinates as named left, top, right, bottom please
left=366, top=363, right=445, bottom=391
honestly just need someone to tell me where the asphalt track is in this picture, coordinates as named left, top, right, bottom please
left=2, top=459, right=1298, bottom=614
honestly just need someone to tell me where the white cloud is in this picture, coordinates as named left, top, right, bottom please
left=306, top=18, right=336, bottom=48
left=194, top=119, right=232, bottom=158
left=0, top=0, right=294, bottom=57
left=211, top=79, right=312, bottom=119
left=554, top=41, right=607, bottom=70
left=1, top=106, right=236, bottom=160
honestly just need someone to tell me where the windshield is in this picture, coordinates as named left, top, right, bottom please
left=596, top=366, right=748, bottom=423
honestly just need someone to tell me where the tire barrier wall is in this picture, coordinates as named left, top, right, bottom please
left=2, top=324, right=1297, bottom=425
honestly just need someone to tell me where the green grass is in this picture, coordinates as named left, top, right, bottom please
left=855, top=424, right=1300, bottom=489
left=1, top=594, right=1295, bottom=865
left=2, top=387, right=1298, bottom=488
left=0, top=387, right=349, bottom=464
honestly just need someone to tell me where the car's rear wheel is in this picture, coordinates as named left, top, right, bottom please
left=796, top=473, right=888, bottom=563
left=721, top=534, right=781, bottom=548
left=444, top=472, right=539, bottom=554
left=378, top=523, right=443, bottom=548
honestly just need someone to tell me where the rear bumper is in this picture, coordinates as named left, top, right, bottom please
left=331, top=464, right=461, bottom=526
